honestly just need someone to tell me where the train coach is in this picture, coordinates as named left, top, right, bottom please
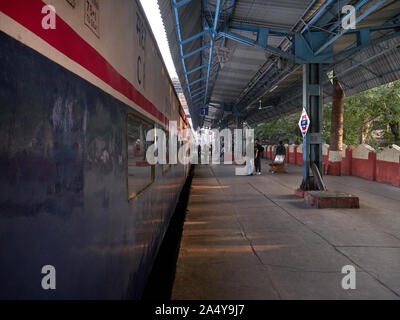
left=0, top=0, right=191, bottom=299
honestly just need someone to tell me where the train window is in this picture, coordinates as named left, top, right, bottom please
left=126, top=114, right=155, bottom=200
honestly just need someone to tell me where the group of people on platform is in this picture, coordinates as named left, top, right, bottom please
left=252, top=139, right=286, bottom=175
left=197, top=139, right=287, bottom=175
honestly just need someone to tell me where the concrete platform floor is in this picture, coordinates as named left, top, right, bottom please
left=171, top=163, right=400, bottom=300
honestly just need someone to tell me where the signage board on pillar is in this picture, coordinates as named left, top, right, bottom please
left=298, top=108, right=310, bottom=138
left=200, top=107, right=208, bottom=116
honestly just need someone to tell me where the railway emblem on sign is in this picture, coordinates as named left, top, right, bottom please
left=298, top=108, right=310, bottom=137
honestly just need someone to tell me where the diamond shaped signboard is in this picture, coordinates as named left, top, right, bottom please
left=298, top=108, right=310, bottom=138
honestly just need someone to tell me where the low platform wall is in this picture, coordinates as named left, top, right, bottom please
left=351, top=144, right=376, bottom=181
left=264, top=143, right=400, bottom=187
left=341, top=145, right=353, bottom=176
left=296, top=144, right=303, bottom=165
left=376, top=145, right=400, bottom=186
left=288, top=144, right=297, bottom=164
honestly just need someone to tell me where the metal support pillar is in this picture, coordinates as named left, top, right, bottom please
left=300, top=63, right=323, bottom=191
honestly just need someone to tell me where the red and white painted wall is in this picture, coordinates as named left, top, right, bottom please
left=376, top=144, right=400, bottom=186
left=323, top=143, right=331, bottom=174
left=288, top=144, right=297, bottom=164
left=351, top=144, right=377, bottom=181
left=296, top=144, right=303, bottom=166
left=264, top=142, right=400, bottom=187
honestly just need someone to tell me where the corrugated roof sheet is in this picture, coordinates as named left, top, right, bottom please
left=159, top=0, right=400, bottom=129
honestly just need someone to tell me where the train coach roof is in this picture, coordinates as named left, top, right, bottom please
left=159, top=0, right=400, bottom=129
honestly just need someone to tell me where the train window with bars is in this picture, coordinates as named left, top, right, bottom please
left=126, top=114, right=155, bottom=200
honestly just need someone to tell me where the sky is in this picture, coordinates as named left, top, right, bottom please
left=139, top=0, right=194, bottom=130
left=140, top=0, right=178, bottom=78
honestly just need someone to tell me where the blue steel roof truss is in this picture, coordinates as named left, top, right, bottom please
left=170, top=0, right=400, bottom=128
left=172, top=0, right=227, bottom=127
left=232, top=0, right=400, bottom=125
left=169, top=0, right=236, bottom=128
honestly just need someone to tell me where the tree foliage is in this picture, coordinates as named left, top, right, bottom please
left=255, top=112, right=302, bottom=145
left=258, top=80, right=400, bottom=148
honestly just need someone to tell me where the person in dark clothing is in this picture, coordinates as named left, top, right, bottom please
left=220, top=143, right=225, bottom=158
left=269, top=141, right=287, bottom=173
left=254, top=138, right=264, bottom=175
left=198, top=144, right=201, bottom=163
left=276, top=141, right=286, bottom=156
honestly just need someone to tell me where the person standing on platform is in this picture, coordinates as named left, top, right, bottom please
left=198, top=144, right=201, bottom=164
left=276, top=141, right=286, bottom=157
left=269, top=141, right=287, bottom=173
left=254, top=138, right=264, bottom=175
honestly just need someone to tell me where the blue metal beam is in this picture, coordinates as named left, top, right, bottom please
left=297, top=1, right=380, bottom=57
left=300, top=1, right=354, bottom=54
left=191, top=85, right=206, bottom=94
left=334, top=23, right=400, bottom=59
left=174, top=0, right=394, bottom=129
left=315, top=0, right=387, bottom=55
left=189, top=77, right=206, bottom=87
left=236, top=1, right=396, bottom=111
left=301, top=0, right=337, bottom=34
left=210, top=0, right=236, bottom=95
left=191, top=96, right=205, bottom=104
left=172, top=0, right=192, bottom=97
left=191, top=90, right=205, bottom=98
left=181, top=29, right=210, bottom=45
left=223, top=0, right=318, bottom=123
left=344, top=23, right=400, bottom=34
left=186, top=64, right=208, bottom=75
left=325, top=0, right=369, bottom=34
left=229, top=24, right=295, bottom=37
left=173, top=0, right=193, bottom=9
left=219, top=31, right=303, bottom=63
left=203, top=0, right=221, bottom=105
left=332, top=38, right=400, bottom=80
left=302, top=0, right=365, bottom=36
left=183, top=44, right=210, bottom=59
left=228, top=0, right=236, bottom=16
left=224, top=0, right=395, bottom=125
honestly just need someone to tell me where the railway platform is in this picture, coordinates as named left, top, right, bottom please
left=172, top=163, right=400, bottom=300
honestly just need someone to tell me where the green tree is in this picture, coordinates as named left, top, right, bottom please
left=258, top=79, right=400, bottom=147
left=322, top=79, right=400, bottom=148
left=373, top=80, right=400, bottom=145
left=256, top=112, right=302, bottom=144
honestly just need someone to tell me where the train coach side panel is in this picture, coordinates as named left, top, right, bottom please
left=0, top=0, right=186, bottom=299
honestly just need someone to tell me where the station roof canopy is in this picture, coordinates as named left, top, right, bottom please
left=158, top=0, right=400, bottom=129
